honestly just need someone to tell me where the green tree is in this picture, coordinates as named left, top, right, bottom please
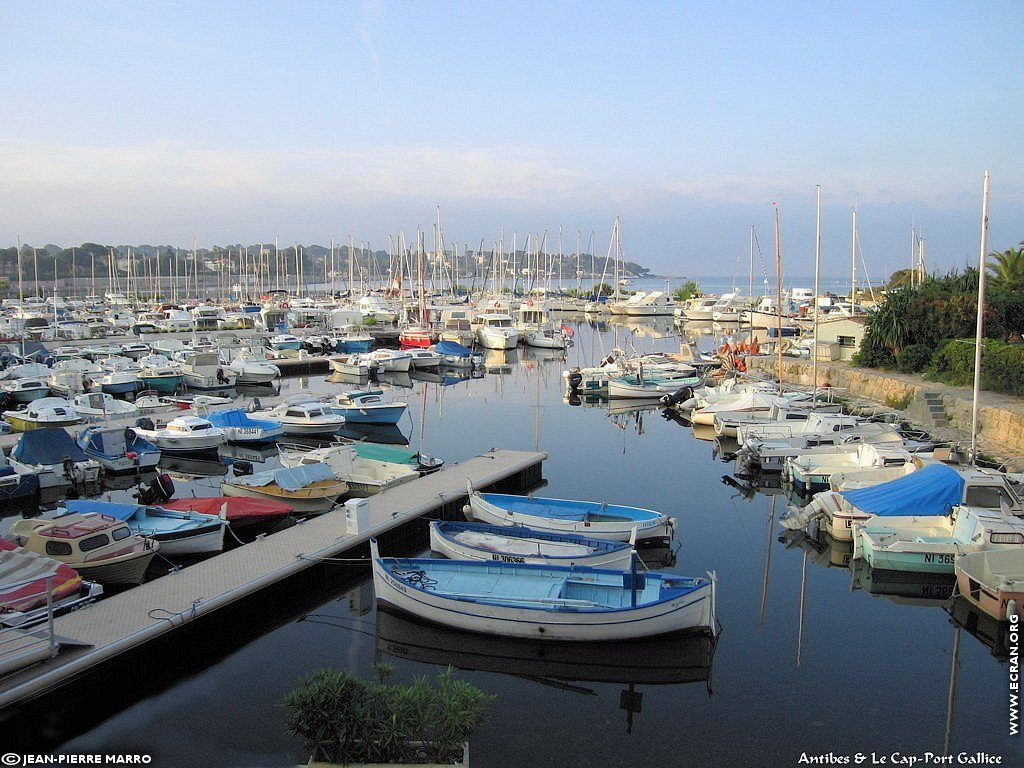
left=987, top=246, right=1024, bottom=292
left=673, top=279, right=701, bottom=302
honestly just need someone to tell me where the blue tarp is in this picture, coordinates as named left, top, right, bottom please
left=63, top=499, right=142, bottom=521
left=435, top=340, right=473, bottom=357
left=236, top=462, right=336, bottom=490
left=207, top=408, right=278, bottom=429
left=11, top=428, right=91, bottom=464
left=839, top=463, right=965, bottom=517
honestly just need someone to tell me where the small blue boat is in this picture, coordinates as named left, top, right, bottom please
left=370, top=539, right=716, bottom=641
left=204, top=408, right=284, bottom=443
left=465, top=485, right=676, bottom=543
left=429, top=520, right=634, bottom=569
left=77, top=425, right=162, bottom=474
left=331, top=390, right=408, bottom=425
left=63, top=499, right=227, bottom=556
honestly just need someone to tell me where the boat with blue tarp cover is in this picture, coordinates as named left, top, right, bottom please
left=429, top=520, right=635, bottom=569
left=464, top=483, right=675, bottom=543
left=219, top=461, right=348, bottom=514
left=62, top=499, right=227, bottom=556
left=434, top=340, right=483, bottom=368
left=370, top=538, right=716, bottom=641
left=782, top=463, right=1023, bottom=541
left=202, top=407, right=284, bottom=443
left=9, top=429, right=101, bottom=489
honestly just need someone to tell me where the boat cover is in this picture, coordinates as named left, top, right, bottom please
left=0, top=538, right=83, bottom=611
left=435, top=340, right=473, bottom=357
left=207, top=408, right=277, bottom=429
left=12, top=428, right=91, bottom=465
left=234, top=462, right=336, bottom=490
left=63, top=499, right=143, bottom=521
left=839, top=463, right=964, bottom=516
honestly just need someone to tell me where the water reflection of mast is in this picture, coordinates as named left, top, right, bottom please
left=796, top=550, right=807, bottom=667
left=760, top=495, right=777, bottom=624
left=943, top=626, right=961, bottom=757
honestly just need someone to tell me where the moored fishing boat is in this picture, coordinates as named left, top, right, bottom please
left=76, top=424, right=162, bottom=473
left=158, top=496, right=294, bottom=530
left=131, top=415, right=227, bottom=454
left=277, top=441, right=418, bottom=497
left=9, top=512, right=159, bottom=586
left=9, top=428, right=102, bottom=488
left=464, top=484, right=675, bottom=543
left=429, top=520, right=635, bottom=569
left=63, top=499, right=227, bottom=556
left=220, top=462, right=348, bottom=514
left=954, top=548, right=1024, bottom=622
left=329, top=389, right=408, bottom=425
left=3, top=397, right=83, bottom=431
left=201, top=407, right=284, bottom=443
left=370, top=539, right=716, bottom=641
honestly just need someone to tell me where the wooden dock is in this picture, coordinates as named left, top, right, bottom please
left=0, top=448, right=546, bottom=714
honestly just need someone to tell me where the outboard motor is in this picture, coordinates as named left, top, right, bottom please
left=135, top=473, right=175, bottom=505
left=660, top=385, right=694, bottom=407
left=232, top=460, right=254, bottom=476
left=566, top=367, right=583, bottom=390
left=136, top=417, right=155, bottom=432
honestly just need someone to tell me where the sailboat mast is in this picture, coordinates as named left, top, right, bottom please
left=813, top=185, right=821, bottom=401
left=774, top=204, right=783, bottom=394
left=850, top=209, right=857, bottom=306
left=970, top=170, right=990, bottom=465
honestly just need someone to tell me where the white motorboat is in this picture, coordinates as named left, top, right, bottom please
left=1, top=378, right=50, bottom=404
left=251, top=401, right=346, bottom=436
left=72, top=392, right=139, bottom=419
left=3, top=397, right=83, bottom=431
left=180, top=352, right=236, bottom=391
left=356, top=348, right=412, bottom=373
left=131, top=415, right=228, bottom=453
left=474, top=313, right=519, bottom=349
left=220, top=349, right=281, bottom=385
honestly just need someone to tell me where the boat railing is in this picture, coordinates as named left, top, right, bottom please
left=0, top=572, right=61, bottom=674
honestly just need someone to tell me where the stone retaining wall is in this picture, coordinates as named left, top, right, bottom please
left=745, top=357, right=1024, bottom=458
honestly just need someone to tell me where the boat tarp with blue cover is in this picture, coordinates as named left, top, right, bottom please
left=839, top=463, right=964, bottom=517
left=206, top=408, right=279, bottom=429
left=63, top=499, right=144, bottom=521
left=12, top=428, right=91, bottom=464
left=435, top=340, right=473, bottom=357
left=233, top=462, right=336, bottom=490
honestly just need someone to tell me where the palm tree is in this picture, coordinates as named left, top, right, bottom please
left=986, top=246, right=1024, bottom=292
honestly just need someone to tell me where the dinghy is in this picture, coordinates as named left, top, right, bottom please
left=429, top=520, right=635, bottom=569
left=370, top=539, right=716, bottom=641
left=220, top=462, right=348, bottom=514
left=464, top=484, right=675, bottom=543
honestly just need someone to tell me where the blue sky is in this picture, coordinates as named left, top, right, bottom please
left=2, top=1, right=1021, bottom=282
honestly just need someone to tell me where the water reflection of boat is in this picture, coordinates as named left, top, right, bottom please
left=100, top=468, right=159, bottom=492
left=945, top=594, right=1012, bottom=661
left=376, top=371, right=414, bottom=390
left=850, top=560, right=956, bottom=606
left=218, top=442, right=280, bottom=464
left=375, top=607, right=716, bottom=689
left=408, top=369, right=474, bottom=386
left=608, top=314, right=677, bottom=336
left=483, top=348, right=517, bottom=374
left=159, top=453, right=230, bottom=479
left=520, top=346, right=568, bottom=363
left=335, top=422, right=410, bottom=446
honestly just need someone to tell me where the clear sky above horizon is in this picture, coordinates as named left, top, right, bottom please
left=2, top=1, right=1021, bottom=283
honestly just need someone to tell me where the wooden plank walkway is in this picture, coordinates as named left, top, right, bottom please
left=0, top=448, right=546, bottom=711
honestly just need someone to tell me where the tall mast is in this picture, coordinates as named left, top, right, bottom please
left=812, top=185, right=822, bottom=402
left=774, top=203, right=783, bottom=394
left=970, top=171, right=990, bottom=465
left=850, top=208, right=857, bottom=306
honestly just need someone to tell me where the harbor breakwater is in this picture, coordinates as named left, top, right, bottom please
left=746, top=357, right=1024, bottom=460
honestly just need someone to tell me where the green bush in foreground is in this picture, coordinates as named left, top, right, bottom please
left=283, top=664, right=494, bottom=765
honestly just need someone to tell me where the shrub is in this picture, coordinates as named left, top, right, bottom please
left=895, top=344, right=933, bottom=373
left=283, top=664, right=494, bottom=765
left=927, top=338, right=1024, bottom=396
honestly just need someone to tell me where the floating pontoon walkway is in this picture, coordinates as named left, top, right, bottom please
left=0, top=448, right=546, bottom=713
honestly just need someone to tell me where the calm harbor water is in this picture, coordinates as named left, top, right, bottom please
left=18, top=315, right=1021, bottom=767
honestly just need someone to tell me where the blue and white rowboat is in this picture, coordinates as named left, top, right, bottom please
left=370, top=539, right=716, bottom=641
left=429, top=520, right=635, bottom=569
left=464, top=484, right=675, bottom=543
